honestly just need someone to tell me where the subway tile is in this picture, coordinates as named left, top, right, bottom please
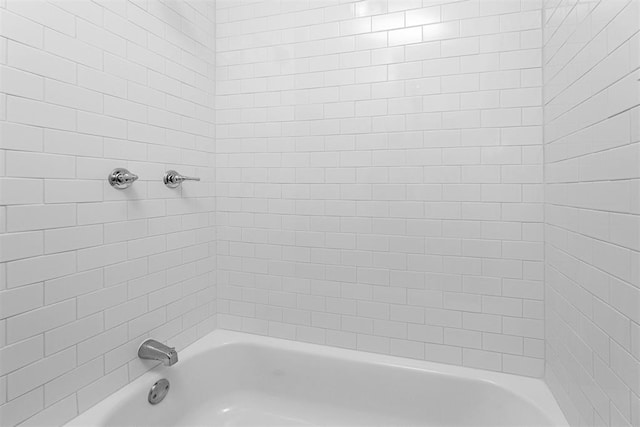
left=0, top=335, right=43, bottom=376
left=45, top=79, right=103, bottom=114
left=6, top=300, right=76, bottom=344
left=44, top=269, right=103, bottom=305
left=46, top=358, right=103, bottom=407
left=0, top=231, right=44, bottom=263
left=7, top=347, right=76, bottom=400
left=77, top=243, right=127, bottom=271
left=0, top=283, right=43, bottom=319
left=7, top=96, right=76, bottom=131
left=463, top=348, right=501, bottom=371
left=105, top=296, right=147, bottom=329
left=43, top=28, right=102, bottom=69
left=77, top=324, right=128, bottom=365
left=44, top=313, right=104, bottom=355
left=502, top=354, right=544, bottom=377
left=0, top=178, right=43, bottom=206
left=0, top=121, right=43, bottom=152
left=7, top=40, right=75, bottom=83
left=77, top=19, right=126, bottom=56
left=44, top=225, right=103, bottom=254
left=78, top=65, right=127, bottom=98
left=77, top=202, right=128, bottom=225
left=6, top=203, right=76, bottom=233
left=19, top=394, right=77, bottom=427
left=0, top=388, right=43, bottom=427
left=6, top=252, right=76, bottom=289
left=77, top=111, right=127, bottom=139
left=6, top=0, right=76, bottom=36
left=6, top=151, right=75, bottom=179
left=0, top=65, right=44, bottom=100
left=77, top=366, right=128, bottom=414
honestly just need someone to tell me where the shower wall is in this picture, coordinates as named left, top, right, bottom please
left=542, top=1, right=640, bottom=426
left=215, top=0, right=546, bottom=376
left=0, top=1, right=216, bottom=425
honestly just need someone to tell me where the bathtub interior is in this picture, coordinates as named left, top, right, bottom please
left=87, top=332, right=562, bottom=427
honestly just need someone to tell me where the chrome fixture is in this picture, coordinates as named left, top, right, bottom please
left=138, top=339, right=178, bottom=366
left=108, top=168, right=139, bottom=189
left=148, top=379, right=170, bottom=405
left=163, top=170, right=200, bottom=188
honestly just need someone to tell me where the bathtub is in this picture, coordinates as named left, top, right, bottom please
left=66, top=330, right=568, bottom=426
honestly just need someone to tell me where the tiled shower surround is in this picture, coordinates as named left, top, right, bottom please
left=0, top=1, right=216, bottom=425
left=543, top=0, right=640, bottom=426
left=0, top=0, right=638, bottom=426
left=216, top=0, right=546, bottom=376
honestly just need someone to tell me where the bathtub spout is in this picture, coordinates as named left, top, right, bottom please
left=139, top=339, right=178, bottom=366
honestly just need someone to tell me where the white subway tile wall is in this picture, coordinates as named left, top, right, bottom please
left=543, top=1, right=640, bottom=426
left=1, top=0, right=637, bottom=425
left=0, top=1, right=216, bottom=425
left=215, top=0, right=546, bottom=377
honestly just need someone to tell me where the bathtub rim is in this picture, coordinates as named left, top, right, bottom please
left=65, top=329, right=568, bottom=427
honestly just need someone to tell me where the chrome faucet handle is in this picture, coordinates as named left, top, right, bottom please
left=108, top=168, right=139, bottom=189
left=163, top=170, right=200, bottom=188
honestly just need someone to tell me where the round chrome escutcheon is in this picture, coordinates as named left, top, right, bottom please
left=148, top=379, right=170, bottom=405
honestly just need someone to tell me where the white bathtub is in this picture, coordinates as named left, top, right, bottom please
left=66, top=330, right=568, bottom=426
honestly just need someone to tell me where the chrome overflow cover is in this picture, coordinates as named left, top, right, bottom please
left=148, top=378, right=170, bottom=405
